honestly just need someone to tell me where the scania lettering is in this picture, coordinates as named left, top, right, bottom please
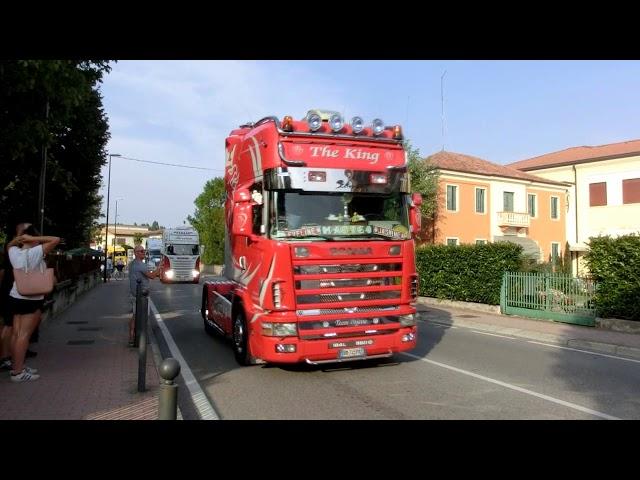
left=201, top=109, right=422, bottom=365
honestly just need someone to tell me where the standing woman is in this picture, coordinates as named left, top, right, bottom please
left=7, top=224, right=59, bottom=382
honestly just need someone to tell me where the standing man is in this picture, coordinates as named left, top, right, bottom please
left=128, top=245, right=162, bottom=346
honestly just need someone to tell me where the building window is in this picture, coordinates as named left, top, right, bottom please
left=446, top=238, right=459, bottom=246
left=503, top=191, right=514, bottom=212
left=550, top=196, right=559, bottom=219
left=446, top=185, right=458, bottom=211
left=589, top=182, right=607, bottom=206
left=622, top=178, right=640, bottom=204
left=527, top=194, right=537, bottom=218
left=475, top=239, right=487, bottom=245
left=475, top=188, right=486, bottom=214
left=551, top=242, right=560, bottom=262
left=116, top=237, right=126, bottom=245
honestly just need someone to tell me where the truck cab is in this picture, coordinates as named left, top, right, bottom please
left=202, top=110, right=421, bottom=365
left=161, top=227, right=202, bottom=283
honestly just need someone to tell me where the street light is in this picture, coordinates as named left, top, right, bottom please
left=103, top=153, right=121, bottom=283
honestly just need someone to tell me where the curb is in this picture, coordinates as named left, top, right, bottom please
left=417, top=297, right=501, bottom=315
left=417, top=313, right=640, bottom=361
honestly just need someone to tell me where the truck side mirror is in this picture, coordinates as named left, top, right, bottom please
left=232, top=188, right=253, bottom=237
left=409, top=193, right=422, bottom=235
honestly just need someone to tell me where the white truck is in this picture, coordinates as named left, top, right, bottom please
left=161, top=227, right=202, bottom=284
left=145, top=238, right=163, bottom=267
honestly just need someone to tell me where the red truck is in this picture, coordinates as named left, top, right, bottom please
left=201, top=110, right=422, bottom=365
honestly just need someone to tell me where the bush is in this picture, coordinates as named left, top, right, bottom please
left=416, top=242, right=523, bottom=305
left=585, top=234, right=640, bottom=320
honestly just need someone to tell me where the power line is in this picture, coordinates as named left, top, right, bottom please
left=118, top=155, right=224, bottom=172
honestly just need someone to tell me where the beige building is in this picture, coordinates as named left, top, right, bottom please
left=91, top=224, right=162, bottom=251
left=426, top=151, right=570, bottom=262
left=508, top=139, right=640, bottom=275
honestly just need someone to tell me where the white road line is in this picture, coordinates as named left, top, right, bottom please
left=527, top=341, right=640, bottom=364
left=401, top=352, right=621, bottom=420
left=150, top=300, right=220, bottom=420
left=472, top=331, right=516, bottom=339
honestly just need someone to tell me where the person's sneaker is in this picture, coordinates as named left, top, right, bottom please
left=10, top=369, right=40, bottom=382
left=25, top=349, right=38, bottom=358
left=24, top=366, right=38, bottom=374
left=0, top=358, right=11, bottom=371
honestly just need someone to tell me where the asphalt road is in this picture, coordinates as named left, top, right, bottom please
left=148, top=276, right=640, bottom=420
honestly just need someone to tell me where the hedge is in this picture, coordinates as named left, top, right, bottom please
left=416, top=242, right=523, bottom=305
left=585, top=234, right=640, bottom=321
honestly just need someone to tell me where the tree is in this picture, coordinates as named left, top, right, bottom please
left=150, top=220, right=159, bottom=230
left=133, top=232, right=143, bottom=246
left=405, top=140, right=439, bottom=243
left=188, top=177, right=225, bottom=265
left=0, top=60, right=112, bottom=247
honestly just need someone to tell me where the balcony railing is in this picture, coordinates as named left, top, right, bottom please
left=497, top=211, right=530, bottom=227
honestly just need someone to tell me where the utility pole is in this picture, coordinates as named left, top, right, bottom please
left=38, top=99, right=50, bottom=233
left=441, top=70, right=447, bottom=151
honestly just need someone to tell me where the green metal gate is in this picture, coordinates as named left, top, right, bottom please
left=500, top=272, right=596, bottom=326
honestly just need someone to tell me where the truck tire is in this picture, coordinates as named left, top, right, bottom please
left=232, top=310, right=251, bottom=366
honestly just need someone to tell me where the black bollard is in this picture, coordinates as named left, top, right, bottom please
left=158, top=358, right=181, bottom=420
left=137, top=288, right=149, bottom=392
left=134, top=279, right=142, bottom=347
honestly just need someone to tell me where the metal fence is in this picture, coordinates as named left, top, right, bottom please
left=500, top=272, right=596, bottom=326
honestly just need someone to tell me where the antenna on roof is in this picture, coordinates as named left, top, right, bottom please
left=441, top=70, right=447, bottom=151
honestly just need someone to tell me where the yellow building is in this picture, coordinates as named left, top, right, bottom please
left=508, top=139, right=640, bottom=275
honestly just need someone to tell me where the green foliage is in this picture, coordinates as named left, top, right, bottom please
left=416, top=242, right=523, bottom=305
left=405, top=141, right=439, bottom=220
left=188, top=177, right=225, bottom=265
left=0, top=60, right=112, bottom=247
left=133, top=232, right=143, bottom=246
left=150, top=220, right=159, bottom=230
left=585, top=234, right=640, bottom=320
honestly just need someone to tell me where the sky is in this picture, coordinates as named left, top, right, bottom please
left=99, top=60, right=640, bottom=228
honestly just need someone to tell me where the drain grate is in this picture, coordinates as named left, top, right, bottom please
left=457, top=314, right=479, bottom=318
left=67, top=321, right=89, bottom=325
left=67, top=340, right=95, bottom=345
left=77, top=327, right=101, bottom=331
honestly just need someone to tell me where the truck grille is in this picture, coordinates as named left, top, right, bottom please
left=170, top=258, right=195, bottom=275
left=293, top=259, right=405, bottom=339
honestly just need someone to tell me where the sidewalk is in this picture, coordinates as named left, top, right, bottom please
left=0, top=280, right=162, bottom=420
left=416, top=297, right=640, bottom=360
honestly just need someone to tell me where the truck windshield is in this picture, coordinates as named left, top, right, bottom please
left=167, top=244, right=200, bottom=255
left=270, top=191, right=410, bottom=240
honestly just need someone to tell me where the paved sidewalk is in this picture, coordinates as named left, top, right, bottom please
left=0, top=280, right=162, bottom=420
left=416, top=297, right=640, bottom=360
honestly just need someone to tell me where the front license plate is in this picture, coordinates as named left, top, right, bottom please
left=338, top=347, right=365, bottom=359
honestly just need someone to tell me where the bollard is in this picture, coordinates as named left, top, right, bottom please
left=137, top=288, right=149, bottom=392
left=158, top=358, right=181, bottom=420
left=134, top=279, right=142, bottom=347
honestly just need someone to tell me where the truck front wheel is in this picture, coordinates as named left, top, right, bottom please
left=232, top=310, right=251, bottom=366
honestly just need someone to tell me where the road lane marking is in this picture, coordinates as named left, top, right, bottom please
left=527, top=341, right=640, bottom=364
left=401, top=352, right=621, bottom=420
left=150, top=300, right=220, bottom=420
left=472, top=331, right=516, bottom=339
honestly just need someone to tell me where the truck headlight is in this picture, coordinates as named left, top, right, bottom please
left=262, top=322, right=298, bottom=337
left=165, top=270, right=174, bottom=279
left=192, top=270, right=200, bottom=278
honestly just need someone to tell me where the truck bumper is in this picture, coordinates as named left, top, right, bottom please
left=252, top=326, right=418, bottom=364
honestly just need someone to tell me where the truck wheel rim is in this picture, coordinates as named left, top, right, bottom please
left=233, top=318, right=244, bottom=351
